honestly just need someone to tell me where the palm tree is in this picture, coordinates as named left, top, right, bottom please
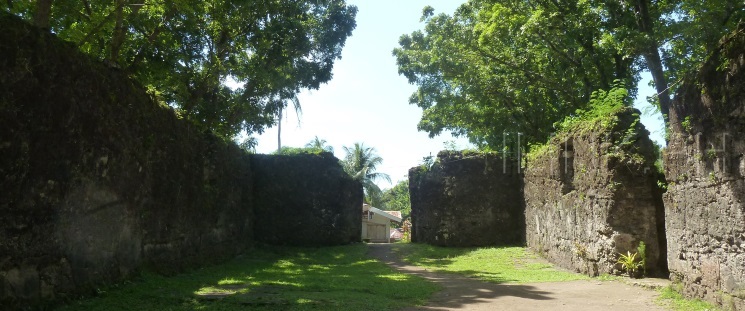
left=277, top=95, right=302, bottom=153
left=305, top=136, right=334, bottom=153
left=342, top=143, right=391, bottom=204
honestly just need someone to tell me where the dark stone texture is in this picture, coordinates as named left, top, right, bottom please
left=0, top=12, right=254, bottom=308
left=0, top=13, right=361, bottom=309
left=664, top=24, right=745, bottom=309
left=251, top=153, right=363, bottom=246
left=524, top=108, right=665, bottom=277
left=408, top=151, right=524, bottom=247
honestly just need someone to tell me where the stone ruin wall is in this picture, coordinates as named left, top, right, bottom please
left=0, top=13, right=361, bottom=309
left=251, top=153, right=363, bottom=246
left=0, top=12, right=253, bottom=306
left=408, top=151, right=524, bottom=247
left=663, top=24, right=745, bottom=309
left=523, top=108, right=665, bottom=277
left=409, top=111, right=665, bottom=276
left=404, top=22, right=745, bottom=311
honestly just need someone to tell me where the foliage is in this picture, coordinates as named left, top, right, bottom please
left=378, top=180, right=411, bottom=220
left=617, top=251, right=643, bottom=277
left=400, top=229, right=411, bottom=243
left=5, top=0, right=358, bottom=139
left=637, top=241, right=647, bottom=275
left=526, top=86, right=630, bottom=162
left=393, top=244, right=589, bottom=284
left=681, top=116, right=693, bottom=133
left=394, top=1, right=637, bottom=149
left=659, top=0, right=745, bottom=91
left=658, top=284, right=723, bottom=311
left=653, top=143, right=665, bottom=174
left=420, top=154, right=435, bottom=171
left=553, top=86, right=629, bottom=134
left=238, top=136, right=257, bottom=154
left=58, top=245, right=438, bottom=311
left=341, top=143, right=391, bottom=203
left=394, top=0, right=744, bottom=147
left=272, top=146, right=328, bottom=156
left=305, top=136, right=334, bottom=153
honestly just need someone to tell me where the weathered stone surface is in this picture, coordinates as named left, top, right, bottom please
left=524, top=108, right=665, bottom=277
left=664, top=23, right=745, bottom=308
left=0, top=13, right=361, bottom=309
left=251, top=153, right=363, bottom=246
left=409, top=151, right=524, bottom=246
left=0, top=12, right=254, bottom=308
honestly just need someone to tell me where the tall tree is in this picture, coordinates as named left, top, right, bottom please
left=591, top=0, right=743, bottom=125
left=32, top=0, right=52, bottom=28
left=341, top=143, right=391, bottom=203
left=6, top=0, right=357, bottom=139
left=394, top=1, right=635, bottom=149
left=394, top=0, right=744, bottom=148
left=277, top=96, right=301, bottom=152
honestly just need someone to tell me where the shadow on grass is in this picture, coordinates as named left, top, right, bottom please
left=59, top=244, right=438, bottom=311
left=368, top=243, right=560, bottom=310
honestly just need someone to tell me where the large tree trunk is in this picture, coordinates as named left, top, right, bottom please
left=33, top=0, right=53, bottom=28
left=109, top=0, right=125, bottom=63
left=631, top=0, right=671, bottom=128
left=642, top=49, right=671, bottom=125
left=277, top=109, right=282, bottom=153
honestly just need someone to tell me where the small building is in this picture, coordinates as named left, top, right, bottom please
left=362, top=204, right=402, bottom=243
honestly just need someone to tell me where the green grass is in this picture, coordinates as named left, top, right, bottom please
left=60, top=244, right=438, bottom=311
left=658, top=284, right=722, bottom=311
left=392, top=243, right=589, bottom=283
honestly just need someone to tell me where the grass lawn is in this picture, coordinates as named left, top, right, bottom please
left=657, top=284, right=722, bottom=311
left=58, top=242, right=723, bottom=311
left=60, top=244, right=438, bottom=311
left=391, top=243, right=589, bottom=283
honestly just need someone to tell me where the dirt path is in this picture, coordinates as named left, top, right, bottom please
left=367, top=244, right=669, bottom=311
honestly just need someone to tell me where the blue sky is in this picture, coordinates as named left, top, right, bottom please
left=252, top=0, right=665, bottom=189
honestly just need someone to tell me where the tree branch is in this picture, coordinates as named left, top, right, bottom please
left=33, top=0, right=53, bottom=28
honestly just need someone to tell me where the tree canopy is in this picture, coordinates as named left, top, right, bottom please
left=6, top=0, right=357, bottom=139
left=378, top=180, right=411, bottom=221
left=394, top=0, right=743, bottom=149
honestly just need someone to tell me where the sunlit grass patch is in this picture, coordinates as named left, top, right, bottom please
left=657, top=284, right=722, bottom=311
left=393, top=243, right=589, bottom=284
left=59, top=244, right=438, bottom=311
left=217, top=278, right=246, bottom=286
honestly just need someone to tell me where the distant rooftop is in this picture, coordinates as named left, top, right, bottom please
left=362, top=204, right=402, bottom=222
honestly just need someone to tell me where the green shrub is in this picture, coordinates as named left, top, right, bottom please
left=272, top=146, right=328, bottom=155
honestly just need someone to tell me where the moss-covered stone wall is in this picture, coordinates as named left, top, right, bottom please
left=664, top=24, right=745, bottom=309
left=408, top=151, right=524, bottom=246
left=251, top=153, right=363, bottom=246
left=523, top=106, right=666, bottom=277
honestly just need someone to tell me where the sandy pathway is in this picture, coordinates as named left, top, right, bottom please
left=367, top=244, right=669, bottom=311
